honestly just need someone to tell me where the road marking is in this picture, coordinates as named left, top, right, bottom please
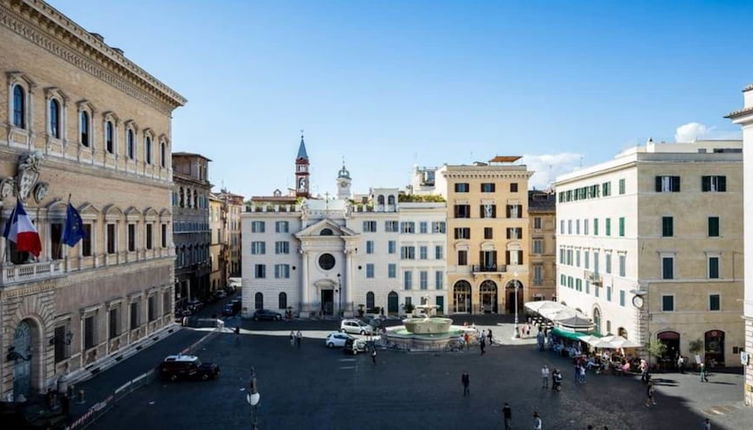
left=338, top=358, right=356, bottom=362
left=339, top=366, right=356, bottom=370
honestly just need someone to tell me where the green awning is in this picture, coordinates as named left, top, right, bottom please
left=551, top=327, right=588, bottom=341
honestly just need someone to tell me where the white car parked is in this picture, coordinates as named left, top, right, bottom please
left=340, top=319, right=374, bottom=335
left=325, top=332, right=352, bottom=348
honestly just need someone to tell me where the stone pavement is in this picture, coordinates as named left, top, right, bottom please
left=81, top=317, right=753, bottom=430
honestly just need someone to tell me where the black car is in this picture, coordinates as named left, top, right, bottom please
left=158, top=354, right=220, bottom=382
left=252, top=309, right=282, bottom=321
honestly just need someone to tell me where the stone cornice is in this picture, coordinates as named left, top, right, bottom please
left=442, top=170, right=533, bottom=179
left=0, top=0, right=186, bottom=114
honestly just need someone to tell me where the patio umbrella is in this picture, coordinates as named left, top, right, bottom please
left=555, top=314, right=594, bottom=330
left=524, top=301, right=564, bottom=314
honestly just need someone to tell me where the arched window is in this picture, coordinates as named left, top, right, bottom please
left=160, top=142, right=166, bottom=168
left=387, top=195, right=396, bottom=205
left=278, top=292, right=287, bottom=309
left=377, top=195, right=385, bottom=205
left=12, top=85, right=25, bottom=128
left=255, top=292, right=263, bottom=310
left=366, top=291, right=375, bottom=311
left=145, top=136, right=152, bottom=164
left=105, top=121, right=114, bottom=153
left=49, top=99, right=60, bottom=138
left=80, top=111, right=90, bottom=146
left=127, top=129, right=135, bottom=159
left=320, top=228, right=333, bottom=236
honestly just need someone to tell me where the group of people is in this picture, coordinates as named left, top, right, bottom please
left=461, top=323, right=493, bottom=354
left=288, top=330, right=303, bottom=347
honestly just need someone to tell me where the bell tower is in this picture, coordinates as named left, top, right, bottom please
left=295, top=131, right=310, bottom=198
left=336, top=159, right=351, bottom=200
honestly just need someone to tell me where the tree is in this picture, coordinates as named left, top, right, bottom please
left=645, top=341, right=667, bottom=368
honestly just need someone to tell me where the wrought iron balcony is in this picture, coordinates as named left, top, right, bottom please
left=472, top=264, right=506, bottom=273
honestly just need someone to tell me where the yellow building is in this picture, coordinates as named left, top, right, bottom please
left=528, top=190, right=557, bottom=302
left=0, top=0, right=184, bottom=399
left=209, top=194, right=224, bottom=293
left=437, top=157, right=533, bottom=314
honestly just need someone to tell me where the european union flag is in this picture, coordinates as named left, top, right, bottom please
left=62, top=203, right=86, bottom=247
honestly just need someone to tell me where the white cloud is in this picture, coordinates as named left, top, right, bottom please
left=674, top=122, right=709, bottom=143
left=520, top=153, right=583, bottom=190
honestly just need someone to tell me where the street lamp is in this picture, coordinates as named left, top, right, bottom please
left=336, top=273, right=343, bottom=317
left=246, top=367, right=260, bottom=430
left=512, top=271, right=520, bottom=339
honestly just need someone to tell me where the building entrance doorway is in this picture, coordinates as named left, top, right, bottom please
left=321, top=289, right=334, bottom=316
left=453, top=281, right=472, bottom=313
left=387, top=292, right=399, bottom=315
left=657, top=331, right=680, bottom=367
left=704, top=330, right=725, bottom=367
left=505, top=280, right=523, bottom=314
left=479, top=280, right=498, bottom=313
left=12, top=320, right=37, bottom=400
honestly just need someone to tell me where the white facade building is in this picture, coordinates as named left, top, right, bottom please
left=242, top=169, right=447, bottom=318
left=556, top=139, right=744, bottom=367
left=728, top=83, right=753, bottom=406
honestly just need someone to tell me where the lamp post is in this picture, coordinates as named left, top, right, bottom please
left=336, top=273, right=343, bottom=317
left=246, top=367, right=260, bottom=430
left=513, top=271, right=520, bottom=339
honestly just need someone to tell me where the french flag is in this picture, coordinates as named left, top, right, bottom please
left=3, top=200, right=42, bottom=257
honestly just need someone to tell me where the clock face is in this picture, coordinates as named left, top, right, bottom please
left=632, top=295, right=644, bottom=309
left=339, top=182, right=347, bottom=188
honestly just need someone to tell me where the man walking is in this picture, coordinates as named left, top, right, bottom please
left=532, top=411, right=542, bottom=430
left=700, top=362, right=709, bottom=382
left=371, top=348, right=377, bottom=365
left=702, top=417, right=711, bottom=430
left=502, top=402, right=512, bottom=430
left=644, top=381, right=656, bottom=408
left=677, top=355, right=684, bottom=374
left=296, top=330, right=302, bottom=348
left=487, top=328, right=493, bottom=345
left=461, top=371, right=470, bottom=396
left=541, top=364, right=549, bottom=389
left=480, top=336, right=486, bottom=355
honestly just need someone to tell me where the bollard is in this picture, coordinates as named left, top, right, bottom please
left=77, top=389, right=85, bottom=404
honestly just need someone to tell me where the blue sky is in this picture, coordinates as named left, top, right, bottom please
left=54, top=0, right=753, bottom=198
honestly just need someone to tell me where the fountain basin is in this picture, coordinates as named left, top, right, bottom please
left=403, top=317, right=453, bottom=334
left=383, top=322, right=466, bottom=352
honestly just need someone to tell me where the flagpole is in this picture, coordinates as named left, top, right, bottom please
left=58, top=194, right=72, bottom=261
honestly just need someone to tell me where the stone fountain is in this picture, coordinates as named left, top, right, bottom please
left=382, top=304, right=465, bottom=351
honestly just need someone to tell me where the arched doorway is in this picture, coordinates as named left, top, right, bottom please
left=12, top=319, right=40, bottom=400
left=278, top=292, right=287, bottom=309
left=453, top=281, right=472, bottom=313
left=366, top=292, right=375, bottom=312
left=479, top=280, right=498, bottom=313
left=592, top=308, right=602, bottom=335
left=254, top=292, right=263, bottom=310
left=387, top=292, right=399, bottom=315
left=505, top=280, right=523, bottom=314
left=704, top=330, right=725, bottom=366
left=657, top=331, right=680, bottom=364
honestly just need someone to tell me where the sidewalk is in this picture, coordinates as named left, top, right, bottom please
left=68, top=328, right=206, bottom=422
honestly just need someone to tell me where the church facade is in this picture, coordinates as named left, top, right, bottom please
left=242, top=139, right=447, bottom=317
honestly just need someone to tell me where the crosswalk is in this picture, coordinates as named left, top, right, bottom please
left=338, top=358, right=357, bottom=370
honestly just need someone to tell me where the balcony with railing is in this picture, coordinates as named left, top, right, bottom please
left=0, top=260, right=65, bottom=286
left=472, top=264, right=507, bottom=274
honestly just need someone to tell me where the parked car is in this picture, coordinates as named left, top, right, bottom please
left=252, top=309, right=282, bottom=321
left=343, top=337, right=369, bottom=355
left=325, top=332, right=353, bottom=348
left=340, top=319, right=374, bottom=335
left=221, top=303, right=237, bottom=317
left=214, top=290, right=227, bottom=299
left=158, top=354, right=220, bottom=382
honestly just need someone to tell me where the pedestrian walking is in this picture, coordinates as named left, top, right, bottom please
left=296, top=330, right=302, bottom=348
left=532, top=411, right=542, bottom=430
left=644, top=381, right=656, bottom=408
left=700, top=362, right=709, bottom=382
left=371, top=348, right=377, bottom=365
left=552, top=369, right=562, bottom=391
left=480, top=337, right=486, bottom=355
left=640, top=359, right=649, bottom=382
left=487, top=328, right=493, bottom=345
left=461, top=371, right=470, bottom=396
left=579, top=364, right=586, bottom=384
left=289, top=330, right=295, bottom=347
left=541, top=364, right=549, bottom=389
left=702, top=417, right=711, bottom=430
left=464, top=332, right=470, bottom=351
left=502, top=402, right=512, bottom=430
left=537, top=331, right=545, bottom=351
left=677, top=355, right=685, bottom=374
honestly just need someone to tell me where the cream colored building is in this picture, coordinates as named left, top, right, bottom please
left=429, top=158, right=532, bottom=314
left=528, top=190, right=557, bottom=302
left=727, top=82, right=753, bottom=406
left=556, top=139, right=743, bottom=368
left=209, top=194, right=224, bottom=292
left=0, top=0, right=183, bottom=400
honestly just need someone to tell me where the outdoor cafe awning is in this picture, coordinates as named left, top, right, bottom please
left=551, top=327, right=589, bottom=341
left=584, top=335, right=642, bottom=349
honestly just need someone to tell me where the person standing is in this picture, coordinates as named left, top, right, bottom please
left=296, top=330, right=302, bottom=348
left=487, top=328, right=493, bottom=345
left=532, top=411, right=542, bottom=430
left=579, top=364, right=586, bottom=384
left=702, top=417, right=711, bottom=430
left=480, top=336, right=486, bottom=355
left=461, top=371, right=470, bottom=396
left=541, top=364, right=550, bottom=389
left=371, top=348, right=377, bottom=365
left=677, top=355, right=684, bottom=374
left=502, top=402, right=512, bottom=430
left=700, top=362, right=709, bottom=382
left=289, top=330, right=295, bottom=347
left=644, top=381, right=656, bottom=408
left=464, top=332, right=470, bottom=351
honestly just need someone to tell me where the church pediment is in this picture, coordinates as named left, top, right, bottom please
left=295, top=218, right=358, bottom=239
